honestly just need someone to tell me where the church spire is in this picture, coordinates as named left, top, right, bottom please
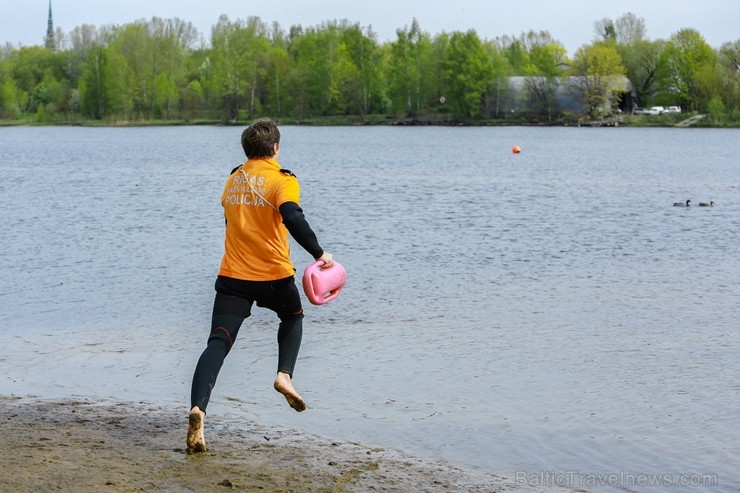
left=45, top=0, right=56, bottom=50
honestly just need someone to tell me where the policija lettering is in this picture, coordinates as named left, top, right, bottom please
left=224, top=172, right=269, bottom=207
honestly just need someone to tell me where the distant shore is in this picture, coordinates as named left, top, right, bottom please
left=1, top=395, right=576, bottom=493
left=1, top=113, right=736, bottom=128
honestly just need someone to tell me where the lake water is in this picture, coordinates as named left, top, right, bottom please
left=1, top=125, right=738, bottom=492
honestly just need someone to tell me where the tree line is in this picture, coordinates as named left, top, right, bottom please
left=1, top=12, right=738, bottom=123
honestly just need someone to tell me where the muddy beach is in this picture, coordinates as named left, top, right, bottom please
left=1, top=396, right=570, bottom=493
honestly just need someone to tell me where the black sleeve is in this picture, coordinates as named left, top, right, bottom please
left=279, top=201, right=324, bottom=259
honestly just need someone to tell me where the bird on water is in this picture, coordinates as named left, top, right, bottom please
left=673, top=200, right=691, bottom=207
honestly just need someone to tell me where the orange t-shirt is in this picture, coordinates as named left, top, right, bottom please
left=218, top=157, right=301, bottom=281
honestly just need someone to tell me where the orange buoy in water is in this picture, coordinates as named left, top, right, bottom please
left=512, top=145, right=521, bottom=154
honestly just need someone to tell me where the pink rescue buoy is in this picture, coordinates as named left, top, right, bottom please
left=302, top=260, right=346, bottom=305
left=512, top=145, right=521, bottom=154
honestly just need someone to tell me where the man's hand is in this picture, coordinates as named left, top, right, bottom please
left=317, top=252, right=333, bottom=267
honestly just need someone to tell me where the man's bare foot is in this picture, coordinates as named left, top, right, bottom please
left=186, top=407, right=207, bottom=454
left=274, top=372, right=307, bottom=412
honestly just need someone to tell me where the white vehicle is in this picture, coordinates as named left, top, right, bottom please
left=665, top=106, right=682, bottom=114
left=646, top=106, right=665, bottom=115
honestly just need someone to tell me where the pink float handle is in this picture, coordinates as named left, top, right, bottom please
left=302, top=260, right=346, bottom=305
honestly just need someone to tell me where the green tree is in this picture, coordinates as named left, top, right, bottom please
left=65, top=25, right=104, bottom=88
left=149, top=17, right=191, bottom=119
left=482, top=42, right=511, bottom=118
left=305, top=20, right=377, bottom=116
left=263, top=22, right=292, bottom=117
left=425, top=32, right=450, bottom=109
left=79, top=44, right=132, bottom=119
left=285, top=25, right=317, bottom=118
left=520, top=32, right=566, bottom=119
left=7, top=46, right=67, bottom=114
left=287, top=22, right=351, bottom=116
left=499, top=37, right=529, bottom=75
left=0, top=59, right=24, bottom=117
left=340, top=24, right=384, bottom=115
left=605, top=13, right=665, bottom=106
left=718, top=40, right=740, bottom=118
left=617, top=39, right=666, bottom=106
left=388, top=22, right=415, bottom=114
left=104, top=18, right=187, bottom=120
left=107, top=23, right=152, bottom=118
left=442, top=30, right=494, bottom=118
left=707, top=94, right=725, bottom=121
left=182, top=49, right=213, bottom=119
left=388, top=19, right=435, bottom=115
left=317, top=21, right=351, bottom=115
left=181, top=79, right=205, bottom=119
left=209, top=15, right=270, bottom=121
left=78, top=46, right=107, bottom=118
left=662, top=28, right=716, bottom=111
left=719, top=40, right=740, bottom=74
left=568, top=43, right=626, bottom=118
left=103, top=51, right=131, bottom=117
left=153, top=72, right=178, bottom=118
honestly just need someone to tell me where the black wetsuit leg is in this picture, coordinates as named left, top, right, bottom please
left=254, top=276, right=304, bottom=377
left=190, top=289, right=252, bottom=413
left=190, top=276, right=304, bottom=413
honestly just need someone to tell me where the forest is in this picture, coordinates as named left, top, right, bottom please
left=1, top=12, right=738, bottom=125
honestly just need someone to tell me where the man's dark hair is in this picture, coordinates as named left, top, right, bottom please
left=241, top=118, right=280, bottom=158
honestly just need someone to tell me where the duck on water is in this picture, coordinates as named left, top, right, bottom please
left=673, top=200, right=691, bottom=207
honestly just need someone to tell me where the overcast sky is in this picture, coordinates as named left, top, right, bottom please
left=2, top=0, right=738, bottom=55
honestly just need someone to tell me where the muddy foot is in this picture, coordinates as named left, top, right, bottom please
left=186, top=407, right=207, bottom=454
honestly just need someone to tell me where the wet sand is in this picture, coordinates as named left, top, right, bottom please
left=1, top=395, right=572, bottom=493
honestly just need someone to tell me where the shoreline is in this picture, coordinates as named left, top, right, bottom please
left=1, top=113, right=735, bottom=128
left=1, top=395, right=574, bottom=493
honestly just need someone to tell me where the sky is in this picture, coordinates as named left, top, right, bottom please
left=2, top=0, right=738, bottom=56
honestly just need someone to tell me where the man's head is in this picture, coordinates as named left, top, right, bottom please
left=241, top=118, right=280, bottom=158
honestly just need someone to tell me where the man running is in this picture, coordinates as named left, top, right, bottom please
left=187, top=118, right=333, bottom=453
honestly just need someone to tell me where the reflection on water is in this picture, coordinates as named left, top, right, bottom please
left=1, top=126, right=738, bottom=492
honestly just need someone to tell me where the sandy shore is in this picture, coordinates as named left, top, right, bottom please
left=1, top=395, right=574, bottom=493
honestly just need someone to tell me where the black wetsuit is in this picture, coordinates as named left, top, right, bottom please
left=190, top=201, right=324, bottom=413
